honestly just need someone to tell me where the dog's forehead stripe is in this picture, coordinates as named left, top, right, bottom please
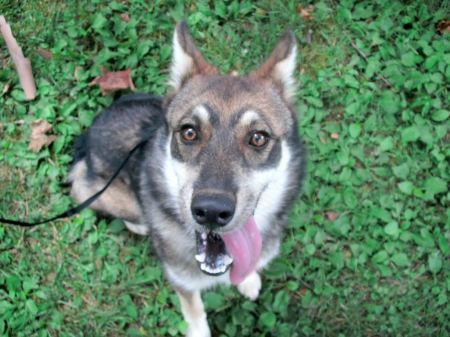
left=238, top=110, right=260, bottom=125
left=231, top=108, right=272, bottom=134
left=192, top=105, right=210, bottom=124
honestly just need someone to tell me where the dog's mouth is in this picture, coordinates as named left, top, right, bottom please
left=194, top=216, right=262, bottom=285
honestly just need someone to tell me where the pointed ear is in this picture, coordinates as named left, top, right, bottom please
left=169, top=20, right=219, bottom=90
left=249, top=31, right=297, bottom=102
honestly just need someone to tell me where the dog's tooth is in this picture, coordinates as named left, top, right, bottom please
left=195, top=252, right=206, bottom=263
left=200, top=263, right=206, bottom=271
left=224, top=255, right=233, bottom=266
left=201, top=232, right=207, bottom=240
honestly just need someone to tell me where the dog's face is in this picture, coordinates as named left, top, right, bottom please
left=162, top=21, right=298, bottom=285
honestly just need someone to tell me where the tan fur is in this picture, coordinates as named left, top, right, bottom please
left=69, top=160, right=141, bottom=222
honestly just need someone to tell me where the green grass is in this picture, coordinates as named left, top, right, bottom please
left=1, top=0, right=450, bottom=336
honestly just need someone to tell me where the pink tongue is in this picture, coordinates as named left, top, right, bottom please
left=220, top=216, right=262, bottom=285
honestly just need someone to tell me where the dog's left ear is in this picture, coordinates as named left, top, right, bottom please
left=169, top=20, right=219, bottom=91
left=249, top=31, right=297, bottom=102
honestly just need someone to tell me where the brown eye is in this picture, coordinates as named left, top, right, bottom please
left=250, top=132, right=269, bottom=147
left=181, top=126, right=198, bottom=141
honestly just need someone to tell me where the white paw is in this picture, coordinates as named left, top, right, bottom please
left=185, top=317, right=211, bottom=337
left=237, top=272, right=261, bottom=301
left=123, top=221, right=149, bottom=236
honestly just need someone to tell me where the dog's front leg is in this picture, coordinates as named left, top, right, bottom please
left=237, top=271, right=262, bottom=301
left=175, top=288, right=211, bottom=337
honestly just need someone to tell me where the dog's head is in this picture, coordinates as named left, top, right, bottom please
left=162, top=20, right=300, bottom=284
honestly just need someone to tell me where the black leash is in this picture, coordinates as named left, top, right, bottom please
left=0, top=141, right=144, bottom=227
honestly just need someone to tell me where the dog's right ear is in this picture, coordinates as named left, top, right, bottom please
left=169, top=20, right=218, bottom=91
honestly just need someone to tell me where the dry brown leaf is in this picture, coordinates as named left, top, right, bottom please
left=326, top=211, right=339, bottom=221
left=2, top=83, right=9, bottom=93
left=36, top=47, right=54, bottom=60
left=298, top=289, right=308, bottom=296
left=297, top=4, right=313, bottom=20
left=74, top=66, right=83, bottom=81
left=120, top=13, right=130, bottom=23
left=331, top=133, right=339, bottom=139
left=437, top=19, right=450, bottom=34
left=320, top=137, right=326, bottom=144
left=28, top=119, right=58, bottom=153
left=0, top=16, right=36, bottom=100
left=89, top=66, right=135, bottom=96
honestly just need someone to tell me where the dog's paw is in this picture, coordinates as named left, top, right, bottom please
left=237, top=272, right=261, bottom=301
left=185, top=318, right=211, bottom=337
left=123, top=221, right=149, bottom=236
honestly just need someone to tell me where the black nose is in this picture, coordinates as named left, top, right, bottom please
left=191, top=194, right=236, bottom=229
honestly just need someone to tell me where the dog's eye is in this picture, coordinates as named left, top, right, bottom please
left=249, top=132, right=269, bottom=147
left=181, top=126, right=198, bottom=141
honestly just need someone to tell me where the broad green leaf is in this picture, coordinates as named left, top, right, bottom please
left=372, top=250, right=388, bottom=263
left=380, top=137, right=394, bottom=151
left=401, top=52, right=415, bottom=67
left=438, top=235, right=450, bottom=255
left=328, top=251, right=344, bottom=269
left=0, top=301, right=15, bottom=315
left=380, top=90, right=400, bottom=114
left=91, top=13, right=108, bottom=30
left=343, top=187, right=358, bottom=209
left=384, top=221, right=399, bottom=236
left=160, top=44, right=172, bottom=62
left=203, top=292, right=225, bottom=310
left=398, top=181, right=413, bottom=195
left=125, top=304, right=139, bottom=320
left=215, top=1, right=227, bottom=18
left=392, top=163, right=409, bottom=180
left=344, top=75, right=360, bottom=88
left=430, top=72, right=444, bottom=84
left=391, top=253, right=409, bottom=267
left=424, top=177, right=448, bottom=195
left=259, top=312, right=276, bottom=330
left=370, top=206, right=392, bottom=223
left=273, top=290, right=290, bottom=313
left=431, top=110, right=449, bottom=122
left=345, top=101, right=360, bottom=115
left=425, top=54, right=441, bottom=69
left=401, top=125, right=420, bottom=143
left=305, top=96, right=323, bottom=108
left=428, top=255, right=442, bottom=274
left=11, top=90, right=28, bottom=102
left=334, top=216, right=351, bottom=236
left=349, top=123, right=362, bottom=138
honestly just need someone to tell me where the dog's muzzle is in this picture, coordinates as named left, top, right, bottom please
left=190, top=193, right=262, bottom=284
left=191, top=193, right=235, bottom=276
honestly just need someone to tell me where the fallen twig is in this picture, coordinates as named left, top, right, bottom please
left=0, top=16, right=37, bottom=99
left=344, top=32, right=396, bottom=91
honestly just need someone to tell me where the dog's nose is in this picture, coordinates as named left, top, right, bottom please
left=191, top=194, right=236, bottom=229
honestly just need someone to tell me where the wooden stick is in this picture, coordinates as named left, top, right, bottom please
left=344, top=32, right=396, bottom=90
left=0, top=16, right=37, bottom=100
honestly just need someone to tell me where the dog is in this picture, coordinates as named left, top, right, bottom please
left=69, top=20, right=304, bottom=337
